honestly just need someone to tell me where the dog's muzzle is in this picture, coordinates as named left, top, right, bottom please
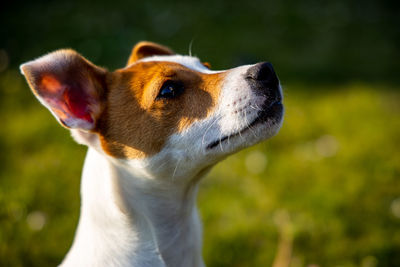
left=206, top=62, right=283, bottom=150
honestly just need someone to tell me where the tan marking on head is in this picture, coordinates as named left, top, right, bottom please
left=96, top=61, right=225, bottom=159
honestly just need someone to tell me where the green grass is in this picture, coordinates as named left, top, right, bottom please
left=1, top=70, right=399, bottom=266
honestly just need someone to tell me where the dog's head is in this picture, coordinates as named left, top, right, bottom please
left=21, top=41, right=283, bottom=179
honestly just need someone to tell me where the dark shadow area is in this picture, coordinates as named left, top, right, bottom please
left=1, top=0, right=399, bottom=86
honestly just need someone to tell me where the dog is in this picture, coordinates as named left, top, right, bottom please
left=20, top=41, right=283, bottom=267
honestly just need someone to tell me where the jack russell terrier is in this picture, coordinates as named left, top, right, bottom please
left=20, top=41, right=283, bottom=267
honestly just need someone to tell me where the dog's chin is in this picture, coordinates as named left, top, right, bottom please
left=206, top=101, right=284, bottom=153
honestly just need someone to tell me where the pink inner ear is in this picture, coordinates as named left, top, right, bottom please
left=39, top=74, right=94, bottom=126
left=41, top=75, right=62, bottom=94
left=63, top=87, right=93, bottom=123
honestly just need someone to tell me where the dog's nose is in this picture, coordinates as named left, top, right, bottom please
left=246, top=62, right=279, bottom=89
left=245, top=62, right=281, bottom=102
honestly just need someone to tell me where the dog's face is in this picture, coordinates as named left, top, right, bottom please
left=21, top=42, right=283, bottom=179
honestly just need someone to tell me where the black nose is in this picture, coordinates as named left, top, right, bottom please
left=245, top=62, right=281, bottom=101
left=246, top=62, right=279, bottom=88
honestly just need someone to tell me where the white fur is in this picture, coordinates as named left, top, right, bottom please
left=59, top=54, right=283, bottom=267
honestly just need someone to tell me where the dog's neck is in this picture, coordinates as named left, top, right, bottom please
left=61, top=148, right=206, bottom=267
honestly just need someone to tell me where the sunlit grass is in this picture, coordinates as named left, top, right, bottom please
left=1, top=71, right=399, bottom=266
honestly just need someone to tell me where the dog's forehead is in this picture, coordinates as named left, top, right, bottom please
left=138, top=55, right=219, bottom=74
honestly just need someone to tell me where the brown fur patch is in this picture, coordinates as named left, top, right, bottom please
left=96, top=61, right=225, bottom=159
left=126, top=42, right=174, bottom=67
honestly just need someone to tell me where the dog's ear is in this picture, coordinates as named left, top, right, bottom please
left=126, top=41, right=174, bottom=66
left=20, top=49, right=107, bottom=131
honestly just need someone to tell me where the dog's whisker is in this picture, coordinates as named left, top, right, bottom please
left=188, top=39, right=195, bottom=57
left=172, top=159, right=181, bottom=180
left=218, top=130, right=224, bottom=151
left=154, top=160, right=168, bottom=173
left=237, top=120, right=245, bottom=142
left=243, top=110, right=257, bottom=138
left=250, top=104, right=262, bottom=111
left=253, top=103, right=262, bottom=111
left=201, top=113, right=223, bottom=147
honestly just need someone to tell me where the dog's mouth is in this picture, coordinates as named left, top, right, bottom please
left=206, top=100, right=283, bottom=150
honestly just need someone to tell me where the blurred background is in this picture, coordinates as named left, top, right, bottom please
left=0, top=0, right=399, bottom=266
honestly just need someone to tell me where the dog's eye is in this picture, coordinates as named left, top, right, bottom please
left=157, top=81, right=184, bottom=100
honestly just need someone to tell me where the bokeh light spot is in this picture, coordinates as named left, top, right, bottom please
left=245, top=150, right=267, bottom=174
left=26, top=211, right=47, bottom=231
